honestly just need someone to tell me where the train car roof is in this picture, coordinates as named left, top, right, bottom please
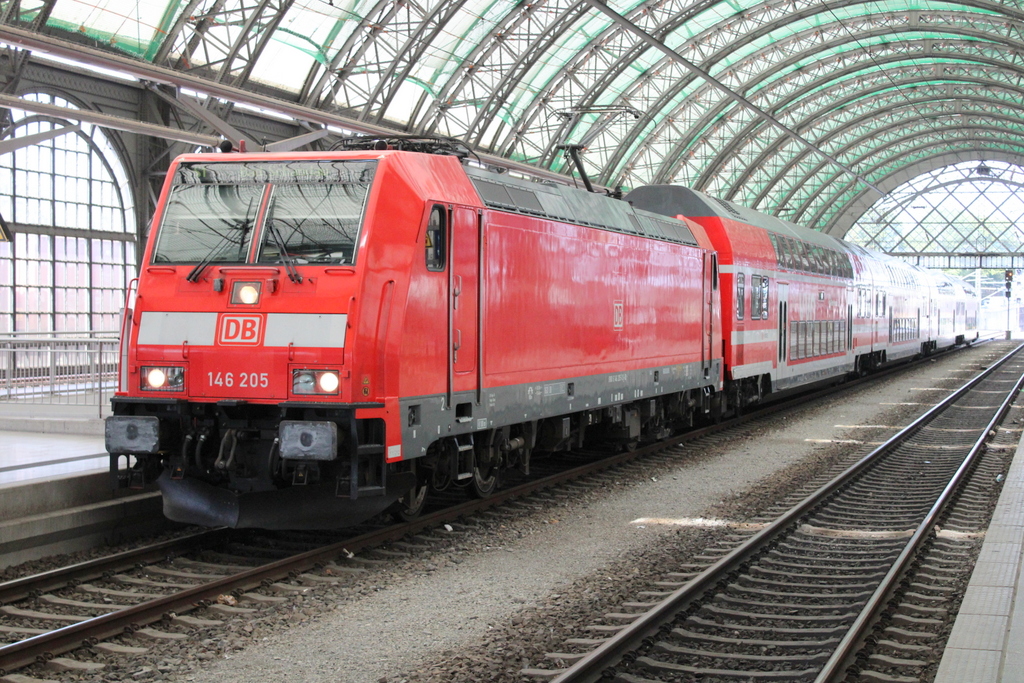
left=624, top=184, right=851, bottom=252
left=625, top=184, right=949, bottom=288
left=463, top=166, right=707, bottom=250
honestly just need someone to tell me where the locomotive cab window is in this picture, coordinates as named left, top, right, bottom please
left=425, top=205, right=447, bottom=272
left=153, top=159, right=375, bottom=266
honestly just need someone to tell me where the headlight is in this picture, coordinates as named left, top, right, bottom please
left=292, top=369, right=339, bottom=395
left=318, top=372, right=340, bottom=393
left=141, top=366, right=185, bottom=391
left=231, top=281, right=261, bottom=305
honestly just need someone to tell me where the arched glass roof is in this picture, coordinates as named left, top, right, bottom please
left=847, top=160, right=1024, bottom=254
left=10, top=0, right=1024, bottom=236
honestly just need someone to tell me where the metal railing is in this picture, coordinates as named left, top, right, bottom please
left=0, top=333, right=120, bottom=418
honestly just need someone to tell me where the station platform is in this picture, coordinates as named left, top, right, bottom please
left=0, top=410, right=168, bottom=569
left=935, top=418, right=1024, bottom=680
left=0, top=401, right=107, bottom=486
left=0, top=429, right=107, bottom=486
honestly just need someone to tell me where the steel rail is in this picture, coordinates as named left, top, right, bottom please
left=815, top=348, right=1024, bottom=681
left=550, top=342, right=1024, bottom=683
left=0, top=339, right=997, bottom=674
left=0, top=529, right=229, bottom=606
left=0, top=433, right=691, bottom=674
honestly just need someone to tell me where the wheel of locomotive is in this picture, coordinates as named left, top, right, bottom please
left=470, top=446, right=499, bottom=498
left=392, top=480, right=428, bottom=522
left=390, top=463, right=429, bottom=522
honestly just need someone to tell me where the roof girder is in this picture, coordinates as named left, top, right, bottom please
left=522, top=2, right=1024, bottom=187
left=607, top=21, right=1024, bottom=200
left=767, top=107, right=1024, bottom=219
left=800, top=134, right=1024, bottom=228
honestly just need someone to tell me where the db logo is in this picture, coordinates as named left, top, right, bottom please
left=219, top=314, right=264, bottom=345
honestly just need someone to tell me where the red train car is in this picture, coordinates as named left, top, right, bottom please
left=624, top=185, right=978, bottom=402
left=106, top=148, right=723, bottom=529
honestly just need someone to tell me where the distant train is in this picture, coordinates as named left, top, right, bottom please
left=104, top=143, right=978, bottom=529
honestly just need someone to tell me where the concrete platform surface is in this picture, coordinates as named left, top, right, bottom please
left=0, top=430, right=106, bottom=486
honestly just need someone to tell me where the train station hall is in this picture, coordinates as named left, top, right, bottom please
left=3, top=1, right=1024, bottom=682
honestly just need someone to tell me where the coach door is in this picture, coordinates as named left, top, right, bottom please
left=449, top=207, right=481, bottom=410
left=702, top=252, right=715, bottom=376
left=776, top=283, right=790, bottom=381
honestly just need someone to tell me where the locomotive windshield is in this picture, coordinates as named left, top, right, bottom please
left=151, top=160, right=376, bottom=266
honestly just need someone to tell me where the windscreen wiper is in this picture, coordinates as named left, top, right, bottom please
left=186, top=196, right=256, bottom=282
left=185, top=219, right=249, bottom=282
left=265, top=221, right=303, bottom=284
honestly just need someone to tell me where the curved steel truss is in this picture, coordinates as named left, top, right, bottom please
left=6, top=0, right=1024, bottom=235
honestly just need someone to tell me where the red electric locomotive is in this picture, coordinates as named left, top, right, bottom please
left=106, top=145, right=725, bottom=529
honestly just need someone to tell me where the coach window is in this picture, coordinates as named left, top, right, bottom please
left=759, top=277, right=769, bottom=319
left=736, top=274, right=745, bottom=320
left=425, top=205, right=446, bottom=271
left=799, top=242, right=811, bottom=272
left=750, top=275, right=761, bottom=320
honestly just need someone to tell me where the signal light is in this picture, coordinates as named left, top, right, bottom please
left=231, top=281, right=262, bottom=305
left=1007, top=270, right=1014, bottom=297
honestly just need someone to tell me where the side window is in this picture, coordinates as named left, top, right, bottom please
left=798, top=241, right=811, bottom=271
left=750, top=275, right=762, bottom=320
left=760, top=276, right=769, bottom=319
left=736, top=274, right=745, bottom=320
left=712, top=254, right=719, bottom=290
left=425, top=205, right=447, bottom=271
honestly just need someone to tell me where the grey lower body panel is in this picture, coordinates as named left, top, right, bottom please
left=773, top=360, right=852, bottom=392
left=399, top=359, right=721, bottom=458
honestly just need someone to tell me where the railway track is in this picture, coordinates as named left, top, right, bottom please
left=523, top=343, right=1024, bottom=683
left=0, top=341, right=1004, bottom=679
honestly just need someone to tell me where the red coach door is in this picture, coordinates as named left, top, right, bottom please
left=703, top=252, right=715, bottom=377
left=776, top=283, right=790, bottom=381
left=450, top=207, right=481, bottom=408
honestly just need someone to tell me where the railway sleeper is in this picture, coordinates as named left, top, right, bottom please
left=671, top=627, right=841, bottom=650
left=653, top=641, right=833, bottom=663
left=634, top=655, right=820, bottom=680
left=701, top=603, right=858, bottom=623
left=686, top=615, right=849, bottom=638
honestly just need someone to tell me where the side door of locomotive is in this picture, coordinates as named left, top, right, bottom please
left=449, top=206, right=481, bottom=410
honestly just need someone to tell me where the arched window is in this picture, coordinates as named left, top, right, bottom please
left=0, top=93, right=136, bottom=333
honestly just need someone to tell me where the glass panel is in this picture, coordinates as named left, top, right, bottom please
left=153, top=183, right=264, bottom=264
left=735, top=274, right=745, bottom=320
left=260, top=177, right=373, bottom=265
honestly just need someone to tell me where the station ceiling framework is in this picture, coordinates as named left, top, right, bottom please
left=848, top=159, right=1024, bottom=270
left=0, top=0, right=1020, bottom=240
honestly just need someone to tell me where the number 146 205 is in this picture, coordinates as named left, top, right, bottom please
left=207, top=371, right=269, bottom=388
